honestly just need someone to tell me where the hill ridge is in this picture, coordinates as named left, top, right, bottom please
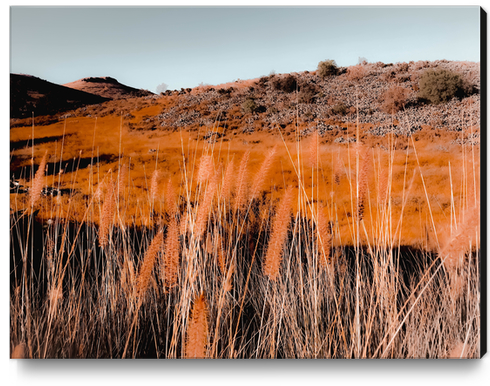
left=63, top=76, right=154, bottom=99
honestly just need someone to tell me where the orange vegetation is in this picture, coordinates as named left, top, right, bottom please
left=9, top=69, right=481, bottom=358
left=10, top=106, right=480, bottom=248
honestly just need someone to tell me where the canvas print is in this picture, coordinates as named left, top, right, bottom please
left=9, top=6, right=483, bottom=359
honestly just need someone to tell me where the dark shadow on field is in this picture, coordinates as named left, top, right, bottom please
left=10, top=134, right=74, bottom=152
left=10, top=154, right=118, bottom=180
left=10, top=213, right=153, bottom=298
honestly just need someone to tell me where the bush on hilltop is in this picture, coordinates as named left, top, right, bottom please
left=417, top=69, right=466, bottom=104
left=317, top=60, right=338, bottom=79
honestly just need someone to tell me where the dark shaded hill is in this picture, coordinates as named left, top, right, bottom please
left=63, top=76, right=154, bottom=99
left=10, top=74, right=110, bottom=119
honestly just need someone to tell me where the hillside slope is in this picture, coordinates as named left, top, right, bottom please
left=10, top=74, right=110, bottom=119
left=117, top=59, right=480, bottom=142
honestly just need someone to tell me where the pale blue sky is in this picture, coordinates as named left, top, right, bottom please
left=10, top=6, right=481, bottom=92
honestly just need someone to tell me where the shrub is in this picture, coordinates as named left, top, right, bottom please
left=317, top=60, right=338, bottom=79
left=380, top=70, right=396, bottom=83
left=272, top=75, right=297, bottom=93
left=380, top=85, right=411, bottom=114
left=282, top=75, right=297, bottom=93
left=396, top=74, right=411, bottom=83
left=256, top=76, right=269, bottom=89
left=267, top=106, right=278, bottom=115
left=255, top=104, right=267, bottom=113
left=297, top=82, right=318, bottom=104
left=346, top=64, right=367, bottom=81
left=418, top=69, right=465, bottom=104
left=395, top=62, right=409, bottom=73
left=217, top=87, right=232, bottom=96
left=271, top=77, right=281, bottom=90
left=330, top=102, right=349, bottom=116
left=242, top=97, right=259, bottom=114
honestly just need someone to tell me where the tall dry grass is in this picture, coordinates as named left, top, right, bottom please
left=9, top=106, right=481, bottom=359
left=29, top=151, right=47, bottom=208
left=263, top=186, right=294, bottom=281
left=136, top=229, right=164, bottom=298
left=99, top=180, right=116, bottom=248
left=185, top=293, right=209, bottom=358
left=162, top=216, right=180, bottom=290
left=234, top=150, right=250, bottom=211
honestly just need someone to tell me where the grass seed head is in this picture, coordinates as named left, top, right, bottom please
left=29, top=152, right=48, bottom=208
left=263, top=187, right=294, bottom=281
left=185, top=292, right=209, bottom=358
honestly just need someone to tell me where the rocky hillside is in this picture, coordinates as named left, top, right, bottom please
left=63, top=76, right=154, bottom=100
left=110, top=59, right=479, bottom=144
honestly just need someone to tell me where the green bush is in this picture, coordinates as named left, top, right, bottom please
left=317, top=60, right=338, bottom=79
left=418, top=69, right=465, bottom=104
left=242, top=97, right=258, bottom=114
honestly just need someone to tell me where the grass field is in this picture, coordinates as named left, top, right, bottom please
left=10, top=89, right=480, bottom=358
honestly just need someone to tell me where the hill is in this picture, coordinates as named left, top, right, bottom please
left=124, top=59, right=480, bottom=142
left=63, top=76, right=154, bottom=100
left=11, top=60, right=480, bottom=140
left=10, top=74, right=110, bottom=119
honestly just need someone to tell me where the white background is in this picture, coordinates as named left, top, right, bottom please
left=3, top=1, right=489, bottom=385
